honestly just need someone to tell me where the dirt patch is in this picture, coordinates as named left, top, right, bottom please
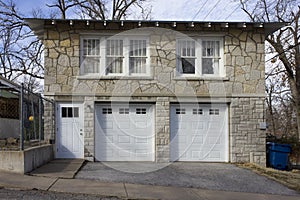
left=237, top=163, right=300, bottom=193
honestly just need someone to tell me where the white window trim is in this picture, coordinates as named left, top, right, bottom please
left=80, top=35, right=150, bottom=77
left=80, top=36, right=102, bottom=75
left=176, top=37, right=224, bottom=78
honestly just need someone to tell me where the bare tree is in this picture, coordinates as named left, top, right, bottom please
left=0, top=0, right=44, bottom=82
left=46, top=0, right=83, bottom=19
left=47, top=0, right=152, bottom=20
left=240, top=0, right=300, bottom=141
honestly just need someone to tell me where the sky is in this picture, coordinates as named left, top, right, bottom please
left=16, top=0, right=249, bottom=21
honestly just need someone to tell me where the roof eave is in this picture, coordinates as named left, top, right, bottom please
left=24, top=18, right=288, bottom=40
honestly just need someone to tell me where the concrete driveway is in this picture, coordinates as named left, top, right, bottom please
left=75, top=162, right=299, bottom=196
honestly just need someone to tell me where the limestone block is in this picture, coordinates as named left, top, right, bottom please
left=60, top=39, right=71, bottom=47
left=246, top=41, right=256, bottom=52
left=233, top=82, right=243, bottom=94
left=208, top=82, right=227, bottom=95
left=45, top=76, right=56, bottom=85
left=58, top=54, right=70, bottom=67
left=49, top=84, right=61, bottom=92
left=48, top=49, right=59, bottom=59
left=245, top=57, right=252, bottom=65
left=251, top=70, right=261, bottom=80
left=231, top=46, right=242, bottom=56
left=60, top=31, right=70, bottom=40
left=48, top=30, right=59, bottom=40
left=44, top=40, right=57, bottom=48
left=241, top=65, right=251, bottom=73
left=244, top=84, right=256, bottom=93
left=57, top=75, right=68, bottom=84
left=224, top=36, right=232, bottom=45
left=70, top=57, right=79, bottom=67
left=235, top=74, right=246, bottom=82
left=257, top=44, right=265, bottom=54
left=252, top=34, right=262, bottom=43
left=239, top=32, right=247, bottom=41
left=235, top=56, right=245, bottom=66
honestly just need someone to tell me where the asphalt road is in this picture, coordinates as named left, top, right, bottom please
left=0, top=188, right=122, bottom=200
left=76, top=162, right=299, bottom=196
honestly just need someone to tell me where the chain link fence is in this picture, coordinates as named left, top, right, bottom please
left=0, top=77, right=55, bottom=151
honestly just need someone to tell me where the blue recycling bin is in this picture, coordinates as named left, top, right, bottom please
left=266, top=142, right=291, bottom=170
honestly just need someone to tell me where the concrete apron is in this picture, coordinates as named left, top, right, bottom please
left=29, top=159, right=85, bottom=179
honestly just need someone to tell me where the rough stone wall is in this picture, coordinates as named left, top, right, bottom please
left=83, top=96, right=95, bottom=161
left=43, top=23, right=265, bottom=97
left=230, top=97, right=266, bottom=165
left=155, top=97, right=170, bottom=162
left=43, top=100, right=55, bottom=142
left=224, top=29, right=265, bottom=95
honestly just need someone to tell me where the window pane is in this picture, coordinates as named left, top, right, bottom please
left=83, top=57, right=100, bottom=73
left=130, top=57, right=146, bottom=73
left=82, top=39, right=100, bottom=74
left=202, top=58, right=214, bottom=74
left=129, top=40, right=147, bottom=74
left=179, top=40, right=195, bottom=57
left=181, top=58, right=195, bottom=74
left=106, top=40, right=123, bottom=56
left=68, top=107, right=73, bottom=117
left=202, top=40, right=221, bottom=75
left=106, top=39, right=123, bottom=74
left=106, top=57, right=123, bottom=73
left=73, top=107, right=79, bottom=118
left=62, top=107, right=67, bottom=118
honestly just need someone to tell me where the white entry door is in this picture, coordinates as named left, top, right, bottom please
left=95, top=103, right=154, bottom=161
left=56, top=103, right=84, bottom=158
left=170, top=104, right=228, bottom=162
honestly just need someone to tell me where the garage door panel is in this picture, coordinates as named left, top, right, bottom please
left=192, top=121, right=205, bottom=129
left=95, top=104, right=154, bottom=161
left=192, top=135, right=203, bottom=144
left=118, top=121, right=130, bottom=129
left=170, top=104, right=228, bottom=162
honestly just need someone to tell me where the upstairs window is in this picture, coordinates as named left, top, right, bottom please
left=80, top=36, right=149, bottom=77
left=177, top=40, right=196, bottom=74
left=202, top=40, right=221, bottom=75
left=130, top=40, right=147, bottom=74
left=176, top=37, right=223, bottom=77
left=82, top=38, right=100, bottom=74
left=106, top=39, right=124, bottom=74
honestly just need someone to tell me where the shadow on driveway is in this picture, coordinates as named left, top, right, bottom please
left=75, top=162, right=299, bottom=196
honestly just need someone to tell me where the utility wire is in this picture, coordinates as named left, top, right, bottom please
left=203, top=0, right=222, bottom=21
left=225, top=3, right=241, bottom=20
left=192, top=0, right=209, bottom=21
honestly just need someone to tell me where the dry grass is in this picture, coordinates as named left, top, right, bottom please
left=237, top=163, right=300, bottom=193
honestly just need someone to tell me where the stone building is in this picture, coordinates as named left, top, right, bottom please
left=26, top=19, right=283, bottom=165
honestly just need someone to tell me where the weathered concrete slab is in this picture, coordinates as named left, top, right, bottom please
left=190, top=188, right=300, bottom=200
left=30, top=159, right=84, bottom=179
left=0, top=171, right=56, bottom=190
left=49, top=179, right=127, bottom=198
left=125, top=183, right=200, bottom=200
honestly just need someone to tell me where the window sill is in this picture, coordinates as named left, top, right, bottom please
left=77, top=75, right=154, bottom=80
left=173, top=76, right=230, bottom=81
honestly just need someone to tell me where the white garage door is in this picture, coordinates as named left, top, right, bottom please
left=170, top=104, right=228, bottom=162
left=95, top=104, right=154, bottom=161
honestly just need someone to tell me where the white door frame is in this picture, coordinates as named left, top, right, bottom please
left=56, top=102, right=84, bottom=159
